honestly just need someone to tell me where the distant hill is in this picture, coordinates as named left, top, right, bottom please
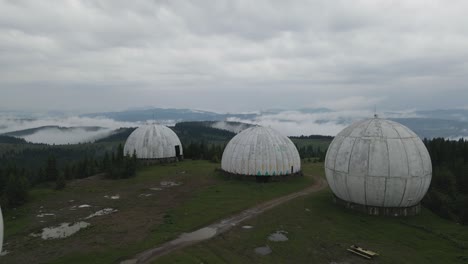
left=3, top=126, right=105, bottom=137
left=414, top=109, right=468, bottom=121
left=95, top=121, right=248, bottom=145
left=0, top=135, right=27, bottom=144
left=95, top=127, right=137, bottom=143
left=82, top=108, right=258, bottom=122
left=391, top=118, right=468, bottom=139
left=173, top=122, right=237, bottom=144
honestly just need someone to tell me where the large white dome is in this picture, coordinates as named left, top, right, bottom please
left=124, top=124, right=183, bottom=159
left=325, top=117, right=432, bottom=208
left=221, top=126, right=301, bottom=176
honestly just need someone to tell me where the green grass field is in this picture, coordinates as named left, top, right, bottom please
left=2, top=160, right=316, bottom=264
left=157, top=165, right=468, bottom=264
left=3, top=160, right=468, bottom=264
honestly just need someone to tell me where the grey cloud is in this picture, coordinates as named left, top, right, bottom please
left=0, top=0, right=467, bottom=112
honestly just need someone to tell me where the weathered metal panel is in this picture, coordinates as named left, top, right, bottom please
left=368, top=139, right=389, bottom=177
left=400, top=177, right=424, bottom=207
left=325, top=167, right=338, bottom=195
left=343, top=120, right=368, bottom=137
left=124, top=124, right=183, bottom=159
left=384, top=177, right=406, bottom=207
left=413, top=138, right=433, bottom=175
left=325, top=136, right=344, bottom=170
left=392, top=124, right=413, bottom=138
left=349, top=138, right=370, bottom=175
left=387, top=139, right=409, bottom=177
left=346, top=174, right=366, bottom=205
left=381, top=121, right=400, bottom=138
left=333, top=171, right=351, bottom=201
left=365, top=176, right=386, bottom=207
left=363, top=119, right=383, bottom=138
left=221, top=126, right=301, bottom=176
left=402, top=138, right=424, bottom=177
left=335, top=137, right=356, bottom=173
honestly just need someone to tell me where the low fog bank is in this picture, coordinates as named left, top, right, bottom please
left=211, top=121, right=253, bottom=134
left=227, top=110, right=383, bottom=136
left=22, top=127, right=115, bottom=145
left=0, top=116, right=141, bottom=145
left=1, top=108, right=466, bottom=144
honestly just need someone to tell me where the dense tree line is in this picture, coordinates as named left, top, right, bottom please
left=0, top=135, right=27, bottom=144
left=423, top=138, right=468, bottom=224
left=296, top=145, right=326, bottom=161
left=174, top=122, right=235, bottom=144
left=0, top=144, right=137, bottom=210
left=183, top=141, right=225, bottom=162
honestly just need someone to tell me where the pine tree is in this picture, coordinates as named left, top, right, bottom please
left=4, top=172, right=29, bottom=208
left=45, top=155, right=58, bottom=182
left=55, top=172, right=66, bottom=190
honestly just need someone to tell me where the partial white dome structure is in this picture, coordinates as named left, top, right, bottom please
left=124, top=124, right=183, bottom=161
left=325, top=117, right=432, bottom=216
left=0, top=206, right=3, bottom=254
left=221, top=126, right=301, bottom=178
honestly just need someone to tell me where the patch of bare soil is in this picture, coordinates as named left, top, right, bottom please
left=2, top=168, right=219, bottom=264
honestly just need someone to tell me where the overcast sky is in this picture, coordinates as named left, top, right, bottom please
left=1, top=0, right=468, bottom=113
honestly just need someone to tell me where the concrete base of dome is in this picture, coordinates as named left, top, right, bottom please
left=139, top=156, right=183, bottom=165
left=332, top=195, right=421, bottom=217
left=219, top=169, right=303, bottom=182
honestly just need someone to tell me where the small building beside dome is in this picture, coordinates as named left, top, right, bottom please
left=221, top=126, right=301, bottom=181
left=324, top=117, right=432, bottom=216
left=124, top=124, right=183, bottom=163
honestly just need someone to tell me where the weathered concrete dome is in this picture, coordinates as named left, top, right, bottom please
left=0, top=206, right=3, bottom=254
left=124, top=124, right=183, bottom=160
left=221, top=126, right=301, bottom=176
left=325, top=117, right=432, bottom=209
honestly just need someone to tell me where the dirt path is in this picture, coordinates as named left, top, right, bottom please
left=121, top=176, right=327, bottom=264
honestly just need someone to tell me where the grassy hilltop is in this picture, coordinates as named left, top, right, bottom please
left=2, top=160, right=467, bottom=263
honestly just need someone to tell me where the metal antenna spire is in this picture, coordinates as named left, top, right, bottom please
left=374, top=105, right=378, bottom=118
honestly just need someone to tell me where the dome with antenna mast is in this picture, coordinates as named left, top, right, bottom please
left=324, top=116, right=432, bottom=215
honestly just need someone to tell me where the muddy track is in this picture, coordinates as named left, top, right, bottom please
left=121, top=175, right=327, bottom=264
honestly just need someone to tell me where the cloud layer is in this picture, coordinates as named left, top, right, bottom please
left=1, top=1, right=468, bottom=112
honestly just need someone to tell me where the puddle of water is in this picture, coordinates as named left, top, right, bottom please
left=85, top=208, right=118, bottom=219
left=104, top=195, right=120, bottom=200
left=36, top=213, right=55, bottom=218
left=255, top=246, right=272, bottom=256
left=172, top=227, right=217, bottom=244
left=242, top=225, right=254, bottom=229
left=268, top=231, right=289, bottom=242
left=78, top=204, right=92, bottom=208
left=149, top=187, right=162, bottom=191
left=160, top=181, right=181, bottom=188
left=32, top=222, right=90, bottom=240
left=139, top=193, right=153, bottom=197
